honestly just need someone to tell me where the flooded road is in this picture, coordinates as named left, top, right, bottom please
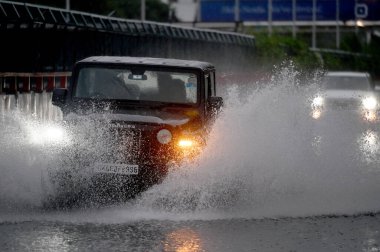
left=1, top=65, right=380, bottom=251
left=2, top=215, right=380, bottom=251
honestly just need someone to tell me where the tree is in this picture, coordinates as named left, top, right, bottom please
left=108, top=0, right=170, bottom=21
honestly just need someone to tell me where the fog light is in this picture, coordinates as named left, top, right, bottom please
left=178, top=139, right=194, bottom=148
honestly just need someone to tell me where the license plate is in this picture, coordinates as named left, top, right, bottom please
left=94, top=163, right=139, bottom=175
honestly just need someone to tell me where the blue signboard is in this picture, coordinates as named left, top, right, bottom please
left=200, top=0, right=380, bottom=22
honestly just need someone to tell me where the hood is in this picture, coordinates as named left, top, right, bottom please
left=324, top=90, right=374, bottom=100
left=66, top=108, right=192, bottom=127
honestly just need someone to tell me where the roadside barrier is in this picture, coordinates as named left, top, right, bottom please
left=0, top=72, right=71, bottom=121
left=0, top=72, right=71, bottom=94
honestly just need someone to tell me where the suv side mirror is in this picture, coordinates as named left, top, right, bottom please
left=52, top=88, right=68, bottom=107
left=208, top=96, right=223, bottom=114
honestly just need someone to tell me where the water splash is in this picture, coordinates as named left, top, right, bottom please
left=1, top=63, right=380, bottom=222
left=135, top=63, right=380, bottom=219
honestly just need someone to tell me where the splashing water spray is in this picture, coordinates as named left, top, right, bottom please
left=1, top=62, right=380, bottom=222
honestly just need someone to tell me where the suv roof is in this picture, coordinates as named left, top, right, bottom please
left=326, top=71, right=370, bottom=78
left=78, top=56, right=215, bottom=71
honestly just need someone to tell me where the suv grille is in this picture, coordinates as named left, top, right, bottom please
left=326, top=98, right=361, bottom=110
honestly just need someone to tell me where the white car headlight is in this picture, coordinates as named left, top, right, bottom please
left=312, top=96, right=324, bottom=107
left=28, top=124, right=69, bottom=145
left=362, top=97, right=377, bottom=110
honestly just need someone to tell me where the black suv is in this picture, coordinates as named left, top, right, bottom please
left=48, top=56, right=223, bottom=205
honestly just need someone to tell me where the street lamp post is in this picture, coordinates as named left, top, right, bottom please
left=336, top=0, right=340, bottom=49
left=268, top=0, right=273, bottom=36
left=292, top=0, right=296, bottom=38
left=235, top=0, right=240, bottom=31
left=141, top=0, right=146, bottom=21
left=312, top=0, right=317, bottom=49
left=196, top=0, right=201, bottom=23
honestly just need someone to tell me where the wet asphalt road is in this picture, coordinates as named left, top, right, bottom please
left=2, top=73, right=380, bottom=252
left=1, top=213, right=380, bottom=252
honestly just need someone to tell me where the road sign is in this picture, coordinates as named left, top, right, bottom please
left=355, top=3, right=368, bottom=19
left=200, top=0, right=380, bottom=22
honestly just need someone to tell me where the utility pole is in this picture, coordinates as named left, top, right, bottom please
left=196, top=0, right=201, bottom=23
left=312, top=0, right=317, bottom=49
left=292, top=0, right=296, bottom=38
left=234, top=0, right=240, bottom=31
left=336, top=0, right=340, bottom=49
left=65, top=0, right=70, bottom=22
left=168, top=0, right=175, bottom=22
left=141, top=0, right=146, bottom=21
left=268, top=0, right=272, bottom=36
left=355, top=0, right=358, bottom=35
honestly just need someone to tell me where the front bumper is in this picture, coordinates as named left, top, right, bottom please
left=47, top=122, right=204, bottom=203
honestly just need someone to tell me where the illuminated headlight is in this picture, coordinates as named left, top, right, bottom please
left=312, top=109, right=322, bottom=119
left=362, top=97, right=377, bottom=110
left=178, top=139, right=194, bottom=148
left=312, top=96, right=324, bottom=107
left=157, top=129, right=172, bottom=144
left=364, top=110, right=377, bottom=121
left=28, top=124, right=69, bottom=145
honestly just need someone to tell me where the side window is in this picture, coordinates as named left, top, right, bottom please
left=205, top=74, right=213, bottom=98
left=210, top=71, right=216, bottom=96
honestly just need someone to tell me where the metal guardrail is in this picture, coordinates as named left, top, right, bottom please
left=310, top=48, right=371, bottom=58
left=0, top=0, right=255, bottom=47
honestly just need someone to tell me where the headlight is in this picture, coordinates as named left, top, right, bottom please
left=28, top=124, right=69, bottom=145
left=176, top=137, right=202, bottom=160
left=178, top=139, right=195, bottom=148
left=157, top=129, right=172, bottom=144
left=362, top=97, right=377, bottom=110
left=312, top=96, right=324, bottom=107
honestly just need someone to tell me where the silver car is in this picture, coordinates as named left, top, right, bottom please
left=311, top=71, right=379, bottom=122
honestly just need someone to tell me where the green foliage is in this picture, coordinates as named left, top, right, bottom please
left=321, top=34, right=380, bottom=79
left=252, top=32, right=379, bottom=80
left=253, top=33, right=321, bottom=72
left=340, top=34, right=362, bottom=52
left=108, top=0, right=169, bottom=21
left=364, top=36, right=380, bottom=79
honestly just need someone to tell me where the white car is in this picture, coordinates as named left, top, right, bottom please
left=311, top=71, right=379, bottom=122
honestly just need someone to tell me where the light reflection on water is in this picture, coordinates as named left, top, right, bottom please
left=163, top=228, right=203, bottom=252
left=33, top=232, right=71, bottom=252
left=358, top=130, right=380, bottom=165
left=311, top=129, right=380, bottom=168
left=1, top=63, right=380, bottom=220
left=1, top=65, right=380, bottom=251
left=312, top=129, right=380, bottom=166
left=2, top=217, right=380, bottom=252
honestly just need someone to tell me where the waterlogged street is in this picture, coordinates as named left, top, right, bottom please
left=2, top=215, right=380, bottom=251
left=1, top=67, right=380, bottom=251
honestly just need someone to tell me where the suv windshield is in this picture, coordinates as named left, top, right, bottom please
left=74, top=67, right=198, bottom=104
left=322, top=75, right=371, bottom=91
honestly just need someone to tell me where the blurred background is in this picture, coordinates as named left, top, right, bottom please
left=4, top=0, right=379, bottom=83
